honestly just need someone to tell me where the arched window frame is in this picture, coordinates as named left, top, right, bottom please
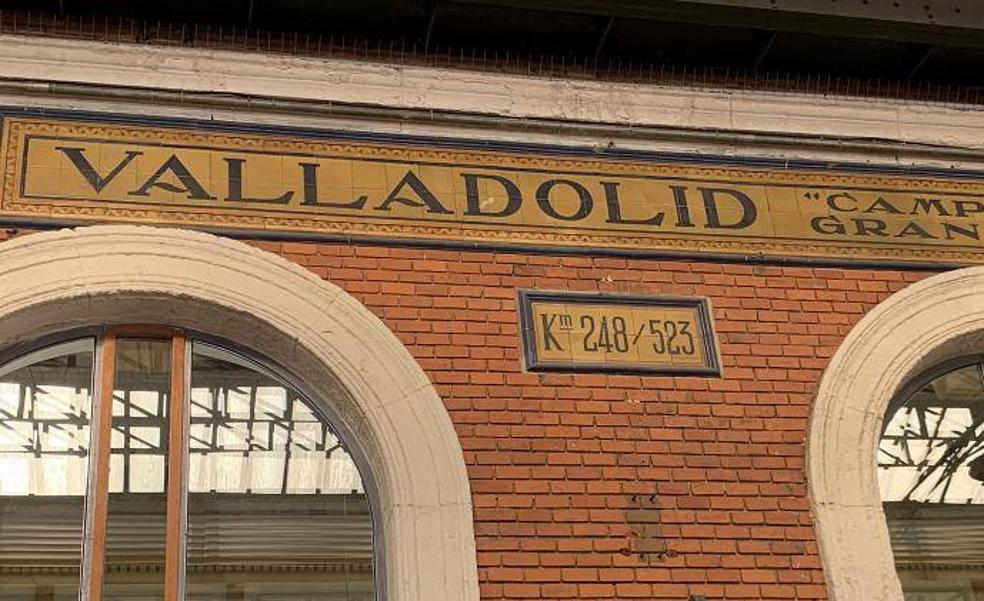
left=0, top=324, right=382, bottom=601
left=809, top=266, right=984, bottom=601
left=873, top=355, right=984, bottom=599
left=0, top=225, right=480, bottom=601
left=883, top=356, right=984, bottom=434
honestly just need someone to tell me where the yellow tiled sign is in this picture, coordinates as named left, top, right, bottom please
left=519, top=292, right=720, bottom=374
left=4, top=117, right=984, bottom=264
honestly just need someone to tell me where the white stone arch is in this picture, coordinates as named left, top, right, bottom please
left=0, top=225, right=479, bottom=601
left=809, top=265, right=984, bottom=601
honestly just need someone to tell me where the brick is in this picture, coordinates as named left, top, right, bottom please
left=219, top=238, right=943, bottom=600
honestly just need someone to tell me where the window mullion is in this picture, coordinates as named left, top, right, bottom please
left=165, top=333, right=189, bottom=601
left=81, top=333, right=116, bottom=601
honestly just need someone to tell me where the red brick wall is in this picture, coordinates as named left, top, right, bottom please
left=0, top=227, right=932, bottom=600
left=261, top=238, right=930, bottom=601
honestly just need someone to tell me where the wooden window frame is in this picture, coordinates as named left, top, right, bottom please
left=82, top=326, right=189, bottom=601
left=2, top=322, right=378, bottom=601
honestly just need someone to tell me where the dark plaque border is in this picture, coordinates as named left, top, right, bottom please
left=517, top=290, right=722, bottom=376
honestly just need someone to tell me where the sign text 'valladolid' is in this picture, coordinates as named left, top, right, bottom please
left=5, top=117, right=984, bottom=264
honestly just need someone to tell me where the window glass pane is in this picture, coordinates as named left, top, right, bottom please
left=186, top=343, right=373, bottom=601
left=0, top=338, right=95, bottom=601
left=879, top=362, right=984, bottom=600
left=103, top=338, right=171, bottom=600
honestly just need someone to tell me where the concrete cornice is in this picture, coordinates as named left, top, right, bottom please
left=0, top=34, right=983, bottom=160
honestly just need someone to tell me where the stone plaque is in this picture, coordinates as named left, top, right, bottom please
left=518, top=291, right=721, bottom=375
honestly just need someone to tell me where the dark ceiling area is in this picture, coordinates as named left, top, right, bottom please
left=2, top=0, right=984, bottom=103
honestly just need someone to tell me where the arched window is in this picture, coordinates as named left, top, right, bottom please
left=879, top=358, right=984, bottom=600
left=0, top=327, right=374, bottom=601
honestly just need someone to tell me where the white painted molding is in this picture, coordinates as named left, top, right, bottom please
left=0, top=225, right=479, bottom=601
left=809, top=265, right=984, bottom=600
left=1, top=34, right=984, bottom=151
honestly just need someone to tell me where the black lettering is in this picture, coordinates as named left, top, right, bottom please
left=895, top=222, right=936, bottom=239
left=826, top=193, right=858, bottom=213
left=58, top=147, right=141, bottom=193
left=864, top=197, right=903, bottom=214
left=299, top=163, right=367, bottom=209
left=665, top=321, right=680, bottom=355
left=670, top=185, right=695, bottom=227
left=581, top=316, right=598, bottom=352
left=853, top=218, right=888, bottom=237
left=649, top=320, right=667, bottom=354
left=541, top=314, right=561, bottom=351
left=603, top=182, right=664, bottom=225
left=375, top=171, right=452, bottom=214
left=462, top=173, right=521, bottom=217
left=611, top=317, right=629, bottom=352
left=596, top=317, right=612, bottom=352
left=224, top=158, right=293, bottom=205
left=129, top=155, right=214, bottom=200
left=911, top=198, right=950, bottom=216
left=678, top=322, right=695, bottom=355
left=811, top=215, right=846, bottom=235
left=536, top=179, right=593, bottom=221
left=955, top=200, right=984, bottom=217
left=701, top=188, right=757, bottom=229
left=944, top=222, right=980, bottom=241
